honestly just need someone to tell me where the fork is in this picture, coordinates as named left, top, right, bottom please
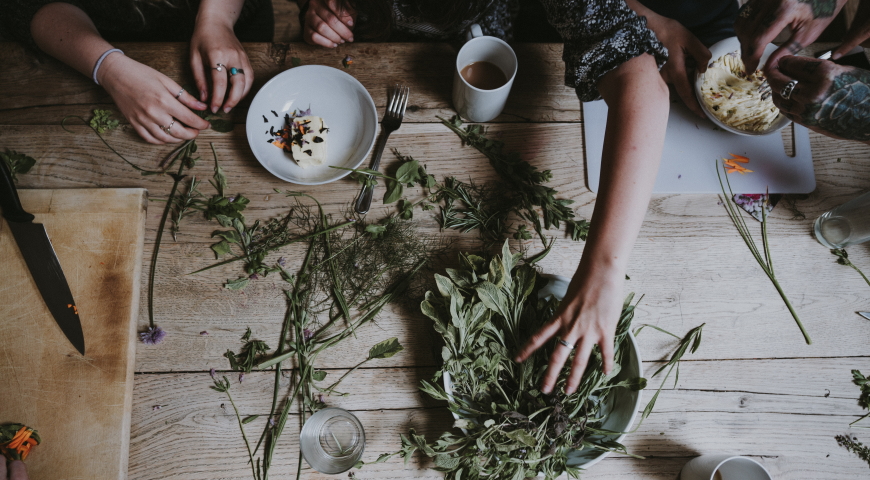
left=354, top=84, right=409, bottom=214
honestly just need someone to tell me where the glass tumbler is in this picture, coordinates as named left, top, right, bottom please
left=813, top=190, right=870, bottom=249
left=299, top=407, right=365, bottom=474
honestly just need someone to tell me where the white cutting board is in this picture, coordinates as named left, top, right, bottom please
left=583, top=99, right=815, bottom=194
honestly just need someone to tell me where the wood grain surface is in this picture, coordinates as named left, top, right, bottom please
left=2, top=41, right=870, bottom=479
left=0, top=189, right=147, bottom=480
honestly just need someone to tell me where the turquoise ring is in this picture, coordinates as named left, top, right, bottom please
left=230, top=67, right=244, bottom=76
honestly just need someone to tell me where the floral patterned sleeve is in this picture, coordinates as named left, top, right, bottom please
left=538, top=0, right=668, bottom=102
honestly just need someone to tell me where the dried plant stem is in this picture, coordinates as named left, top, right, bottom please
left=225, top=388, right=260, bottom=480
left=717, top=163, right=811, bottom=344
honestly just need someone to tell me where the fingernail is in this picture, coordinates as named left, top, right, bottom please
left=224, top=106, right=231, bottom=113
left=340, top=39, right=345, bottom=44
left=332, top=43, right=338, bottom=48
left=212, top=106, right=218, bottom=114
left=831, top=52, right=842, bottom=60
left=197, top=102, right=207, bottom=110
left=347, top=18, right=353, bottom=26
left=200, top=90, right=207, bottom=101
left=349, top=36, right=354, bottom=42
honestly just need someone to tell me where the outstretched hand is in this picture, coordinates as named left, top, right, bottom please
left=1, top=460, right=28, bottom=480
left=515, top=266, right=624, bottom=395
left=301, top=0, right=356, bottom=48
left=735, top=0, right=848, bottom=72
left=767, top=55, right=870, bottom=143
left=99, top=54, right=211, bottom=145
left=652, top=19, right=711, bottom=117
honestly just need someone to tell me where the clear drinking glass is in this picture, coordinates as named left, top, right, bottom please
left=299, top=407, right=365, bottom=474
left=814, top=190, right=870, bottom=249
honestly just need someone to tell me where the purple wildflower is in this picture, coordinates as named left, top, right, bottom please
left=228, top=196, right=236, bottom=202
left=140, top=326, right=167, bottom=345
left=239, top=373, right=245, bottom=383
left=677, top=174, right=682, bottom=179
left=210, top=368, right=217, bottom=379
left=303, top=328, right=314, bottom=341
left=277, top=257, right=286, bottom=266
left=318, top=394, right=324, bottom=404
left=296, top=107, right=312, bottom=117
left=249, top=273, right=260, bottom=280
left=152, top=405, right=162, bottom=411
left=268, top=417, right=277, bottom=427
left=200, top=330, right=209, bottom=336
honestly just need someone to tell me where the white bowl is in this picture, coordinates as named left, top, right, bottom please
left=694, top=36, right=790, bottom=136
left=443, top=274, right=643, bottom=472
left=245, top=65, right=378, bottom=185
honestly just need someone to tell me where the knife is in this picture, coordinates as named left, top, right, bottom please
left=859, top=312, right=870, bottom=321
left=0, top=160, right=85, bottom=355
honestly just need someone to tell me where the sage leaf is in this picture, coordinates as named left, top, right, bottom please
left=312, top=370, right=327, bottom=381
left=368, top=337, right=403, bottom=359
left=225, top=277, right=250, bottom=290
left=211, top=240, right=233, bottom=258
left=209, top=119, right=234, bottom=133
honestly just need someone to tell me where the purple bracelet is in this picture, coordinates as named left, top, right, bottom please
left=92, top=48, right=123, bottom=86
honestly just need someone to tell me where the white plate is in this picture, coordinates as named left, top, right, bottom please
left=443, top=274, right=643, bottom=472
left=694, top=36, right=790, bottom=136
left=246, top=65, right=378, bottom=185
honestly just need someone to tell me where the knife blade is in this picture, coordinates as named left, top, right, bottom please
left=0, top=160, right=85, bottom=355
left=859, top=312, right=870, bottom=321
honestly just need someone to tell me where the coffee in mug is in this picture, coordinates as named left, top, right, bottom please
left=460, top=61, right=508, bottom=90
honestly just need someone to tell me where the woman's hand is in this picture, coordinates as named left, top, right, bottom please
left=1, top=460, right=28, bottom=480
left=99, top=54, right=211, bottom=145
left=767, top=55, right=870, bottom=143
left=625, top=0, right=710, bottom=117
left=301, top=0, right=356, bottom=48
left=515, top=265, right=625, bottom=394
left=191, top=0, right=253, bottom=114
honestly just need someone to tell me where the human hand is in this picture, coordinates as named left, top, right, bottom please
left=832, top=0, right=870, bottom=60
left=1, top=460, right=28, bottom=480
left=99, top=54, right=211, bottom=145
left=190, top=15, right=254, bottom=114
left=515, top=267, right=624, bottom=395
left=648, top=17, right=711, bottom=117
left=735, top=0, right=848, bottom=72
left=301, top=0, right=356, bottom=48
left=767, top=55, right=870, bottom=142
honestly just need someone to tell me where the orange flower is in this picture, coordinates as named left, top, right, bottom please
left=723, top=154, right=753, bottom=174
left=1, top=426, right=40, bottom=461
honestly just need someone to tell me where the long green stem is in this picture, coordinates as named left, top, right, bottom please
left=226, top=389, right=260, bottom=480
left=148, top=144, right=192, bottom=328
left=62, top=115, right=165, bottom=175
left=769, top=275, right=812, bottom=344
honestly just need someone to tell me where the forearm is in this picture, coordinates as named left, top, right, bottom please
left=579, top=54, right=669, bottom=277
left=196, top=0, right=245, bottom=29
left=30, top=2, right=115, bottom=80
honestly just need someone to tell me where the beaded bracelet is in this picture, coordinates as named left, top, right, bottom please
left=92, top=48, right=124, bottom=86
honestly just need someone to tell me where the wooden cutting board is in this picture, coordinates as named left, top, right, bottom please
left=0, top=189, right=147, bottom=480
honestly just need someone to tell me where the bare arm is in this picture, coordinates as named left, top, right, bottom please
left=30, top=2, right=209, bottom=144
left=517, top=53, right=669, bottom=394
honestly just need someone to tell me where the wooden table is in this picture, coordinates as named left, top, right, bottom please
left=3, top=41, right=870, bottom=479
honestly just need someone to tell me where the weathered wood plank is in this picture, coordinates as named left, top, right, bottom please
left=0, top=42, right=579, bottom=124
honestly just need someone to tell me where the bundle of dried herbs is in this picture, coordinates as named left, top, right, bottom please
left=836, top=434, right=870, bottom=468
left=366, top=242, right=702, bottom=480
left=209, top=193, right=448, bottom=480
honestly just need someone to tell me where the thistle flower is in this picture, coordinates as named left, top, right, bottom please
left=139, top=326, right=167, bottom=345
left=210, top=368, right=217, bottom=379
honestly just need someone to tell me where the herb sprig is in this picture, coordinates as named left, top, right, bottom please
left=717, top=162, right=811, bottom=344
left=0, top=150, right=36, bottom=183
left=831, top=249, right=870, bottom=288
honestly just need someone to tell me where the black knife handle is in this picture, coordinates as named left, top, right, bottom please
left=0, top=157, right=34, bottom=223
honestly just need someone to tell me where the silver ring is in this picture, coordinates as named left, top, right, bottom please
left=175, top=87, right=184, bottom=99
left=780, top=80, right=798, bottom=100
left=558, top=339, right=575, bottom=350
left=214, top=63, right=226, bottom=72
left=160, top=119, right=176, bottom=132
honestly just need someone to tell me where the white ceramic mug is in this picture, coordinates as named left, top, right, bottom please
left=452, top=24, right=517, bottom=122
left=681, top=455, right=772, bottom=480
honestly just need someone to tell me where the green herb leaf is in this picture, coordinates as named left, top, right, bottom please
left=384, top=180, right=403, bottom=204
left=211, top=240, right=233, bottom=258
left=242, top=415, right=259, bottom=424
left=225, top=277, right=250, bottom=290
left=365, top=224, right=387, bottom=239
left=0, top=150, right=36, bottom=183
left=210, top=119, right=234, bottom=133
left=291, top=57, right=302, bottom=67
left=312, top=370, right=327, bottom=381
left=368, top=337, right=403, bottom=359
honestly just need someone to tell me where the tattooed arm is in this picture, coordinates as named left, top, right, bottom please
left=767, top=55, right=870, bottom=143
left=735, top=0, right=848, bottom=72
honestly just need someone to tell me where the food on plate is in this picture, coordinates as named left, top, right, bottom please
left=701, top=51, right=781, bottom=132
left=268, top=111, right=329, bottom=168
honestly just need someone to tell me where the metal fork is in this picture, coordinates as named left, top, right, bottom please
left=354, top=84, right=409, bottom=214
